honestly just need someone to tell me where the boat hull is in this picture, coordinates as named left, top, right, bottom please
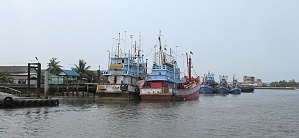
left=140, top=94, right=172, bottom=101
left=200, top=85, right=215, bottom=94
left=97, top=91, right=140, bottom=101
left=140, top=83, right=200, bottom=101
left=240, top=86, right=255, bottom=93
left=171, top=89, right=199, bottom=101
left=215, top=86, right=229, bottom=94
left=96, top=84, right=141, bottom=101
left=230, top=88, right=241, bottom=94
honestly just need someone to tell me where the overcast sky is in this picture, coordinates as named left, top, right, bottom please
left=0, top=0, right=298, bottom=82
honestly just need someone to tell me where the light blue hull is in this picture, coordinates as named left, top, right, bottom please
left=200, top=85, right=215, bottom=94
left=215, top=86, right=229, bottom=94
left=230, top=88, right=241, bottom=94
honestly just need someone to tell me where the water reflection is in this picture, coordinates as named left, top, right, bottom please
left=60, top=97, right=96, bottom=106
left=200, top=93, right=229, bottom=97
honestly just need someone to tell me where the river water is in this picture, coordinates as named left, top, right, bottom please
left=1, top=89, right=299, bottom=138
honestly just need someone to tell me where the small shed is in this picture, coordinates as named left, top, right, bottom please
left=48, top=74, right=64, bottom=84
left=56, top=70, right=80, bottom=84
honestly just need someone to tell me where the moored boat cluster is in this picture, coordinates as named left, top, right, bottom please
left=96, top=31, right=253, bottom=102
left=96, top=31, right=200, bottom=101
left=200, top=73, right=242, bottom=94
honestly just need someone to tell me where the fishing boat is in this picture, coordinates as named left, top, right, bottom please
left=139, top=32, right=200, bottom=101
left=229, top=75, right=241, bottom=94
left=215, top=75, right=229, bottom=94
left=200, top=72, right=216, bottom=94
left=240, top=85, right=255, bottom=93
left=96, top=33, right=146, bottom=101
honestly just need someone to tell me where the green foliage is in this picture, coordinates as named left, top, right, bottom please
left=47, top=57, right=63, bottom=75
left=0, top=73, right=14, bottom=83
left=270, top=79, right=297, bottom=87
left=72, top=59, right=97, bottom=83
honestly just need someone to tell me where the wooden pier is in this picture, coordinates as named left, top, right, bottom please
left=0, top=83, right=96, bottom=108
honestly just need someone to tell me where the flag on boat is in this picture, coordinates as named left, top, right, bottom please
left=190, top=51, right=193, bottom=54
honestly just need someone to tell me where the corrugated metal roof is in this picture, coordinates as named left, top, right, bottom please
left=57, top=70, right=80, bottom=76
left=0, top=66, right=28, bottom=73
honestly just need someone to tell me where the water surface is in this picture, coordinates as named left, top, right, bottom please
left=1, top=89, right=299, bottom=137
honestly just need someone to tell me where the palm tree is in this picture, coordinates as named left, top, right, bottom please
left=72, top=59, right=95, bottom=82
left=47, top=57, right=63, bottom=75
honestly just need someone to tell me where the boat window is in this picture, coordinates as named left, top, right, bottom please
left=122, top=60, right=125, bottom=63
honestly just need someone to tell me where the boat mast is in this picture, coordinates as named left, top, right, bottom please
left=186, top=52, right=192, bottom=80
left=172, top=48, right=176, bottom=88
left=117, top=33, right=120, bottom=58
left=127, top=50, right=130, bottom=75
left=134, top=41, right=137, bottom=59
left=158, top=34, right=162, bottom=65
left=137, top=37, right=140, bottom=77
left=130, top=35, right=133, bottom=58
left=112, top=38, right=115, bottom=58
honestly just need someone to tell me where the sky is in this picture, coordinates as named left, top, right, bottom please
left=0, top=0, right=298, bottom=83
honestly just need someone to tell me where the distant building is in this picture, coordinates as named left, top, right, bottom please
left=0, top=66, right=37, bottom=84
left=255, top=79, right=263, bottom=86
left=242, top=76, right=263, bottom=86
left=243, top=76, right=255, bottom=84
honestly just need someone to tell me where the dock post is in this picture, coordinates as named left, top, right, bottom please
left=76, top=84, right=79, bottom=96
left=44, top=71, right=49, bottom=99
left=87, top=85, right=89, bottom=96
left=27, top=63, right=31, bottom=97
left=56, top=86, right=59, bottom=96
left=37, top=63, right=41, bottom=98
left=82, top=85, right=85, bottom=97
left=67, top=85, right=69, bottom=96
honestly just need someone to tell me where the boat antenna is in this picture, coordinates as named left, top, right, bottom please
left=124, top=31, right=127, bottom=56
left=139, top=32, right=142, bottom=55
left=169, top=48, right=171, bottom=57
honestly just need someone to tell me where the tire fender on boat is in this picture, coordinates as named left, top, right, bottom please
left=4, top=97, right=13, bottom=108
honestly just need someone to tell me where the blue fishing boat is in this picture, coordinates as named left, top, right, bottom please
left=215, top=75, right=229, bottom=94
left=200, top=72, right=216, bottom=94
left=229, top=75, right=241, bottom=94
left=139, top=31, right=200, bottom=101
left=96, top=33, right=146, bottom=101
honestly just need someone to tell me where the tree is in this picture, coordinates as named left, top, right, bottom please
left=72, top=59, right=95, bottom=82
left=287, top=79, right=296, bottom=87
left=279, top=80, right=287, bottom=87
left=0, top=73, right=14, bottom=83
left=270, top=79, right=297, bottom=87
left=47, top=57, right=63, bottom=75
left=262, top=83, right=268, bottom=87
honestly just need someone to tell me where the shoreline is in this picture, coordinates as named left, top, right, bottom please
left=255, top=87, right=297, bottom=90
